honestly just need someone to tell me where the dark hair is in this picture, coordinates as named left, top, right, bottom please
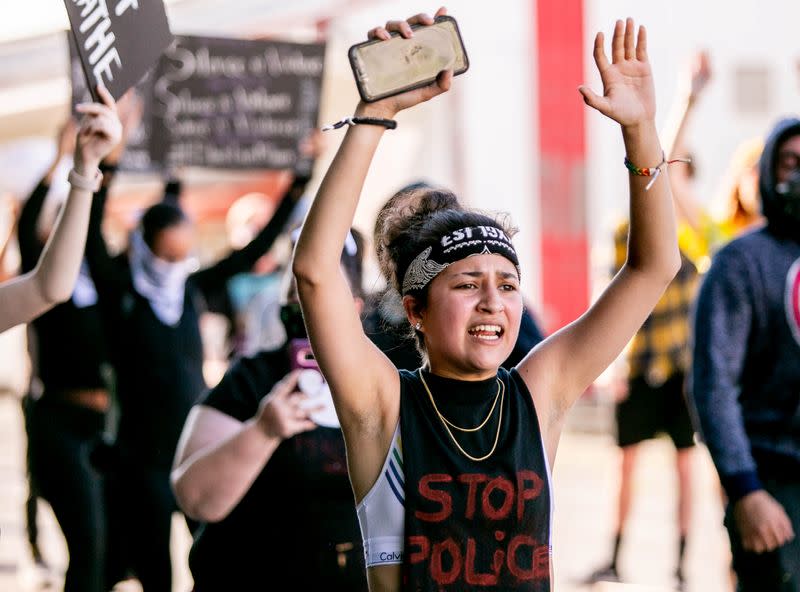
left=377, top=187, right=517, bottom=355
left=162, top=178, right=182, bottom=204
left=140, top=202, right=188, bottom=250
left=374, top=184, right=462, bottom=285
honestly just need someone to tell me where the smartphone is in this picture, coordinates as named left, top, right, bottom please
left=289, top=338, right=318, bottom=370
left=348, top=15, right=469, bottom=103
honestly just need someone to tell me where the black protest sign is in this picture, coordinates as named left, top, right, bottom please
left=149, top=35, right=326, bottom=172
left=68, top=33, right=159, bottom=173
left=63, top=0, right=173, bottom=102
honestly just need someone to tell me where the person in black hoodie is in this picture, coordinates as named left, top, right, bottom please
left=86, top=152, right=314, bottom=591
left=689, top=117, right=800, bottom=590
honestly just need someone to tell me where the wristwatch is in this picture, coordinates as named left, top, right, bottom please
left=68, top=167, right=103, bottom=193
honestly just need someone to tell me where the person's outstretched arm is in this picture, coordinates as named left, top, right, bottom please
left=517, top=19, right=681, bottom=444
left=192, top=130, right=326, bottom=294
left=293, top=9, right=452, bottom=499
left=17, top=181, right=49, bottom=276
left=18, top=119, right=79, bottom=274
left=0, top=86, right=121, bottom=334
left=191, top=170, right=311, bottom=296
left=661, top=50, right=711, bottom=231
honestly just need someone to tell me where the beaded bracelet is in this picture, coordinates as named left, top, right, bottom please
left=624, top=152, right=691, bottom=191
left=321, top=116, right=397, bottom=132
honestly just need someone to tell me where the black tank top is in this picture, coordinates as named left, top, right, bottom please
left=399, top=368, right=552, bottom=591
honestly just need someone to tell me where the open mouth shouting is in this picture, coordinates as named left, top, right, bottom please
left=468, top=324, right=504, bottom=341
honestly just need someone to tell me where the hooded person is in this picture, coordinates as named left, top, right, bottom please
left=689, top=117, right=800, bottom=591
left=760, top=119, right=800, bottom=238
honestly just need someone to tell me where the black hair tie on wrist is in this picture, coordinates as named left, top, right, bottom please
left=321, top=116, right=397, bottom=131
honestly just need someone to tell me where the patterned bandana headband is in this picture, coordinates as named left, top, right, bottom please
left=400, top=225, right=520, bottom=294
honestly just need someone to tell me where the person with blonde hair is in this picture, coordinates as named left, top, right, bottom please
left=712, top=137, right=764, bottom=237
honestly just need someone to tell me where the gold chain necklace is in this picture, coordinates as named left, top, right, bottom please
left=418, top=368, right=504, bottom=462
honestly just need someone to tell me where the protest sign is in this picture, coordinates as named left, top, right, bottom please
left=64, top=0, right=173, bottom=101
left=150, top=35, right=325, bottom=172
left=68, top=33, right=158, bottom=173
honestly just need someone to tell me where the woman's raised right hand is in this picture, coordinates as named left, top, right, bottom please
left=355, top=6, right=453, bottom=119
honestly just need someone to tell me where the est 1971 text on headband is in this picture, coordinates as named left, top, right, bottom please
left=400, top=225, right=520, bottom=295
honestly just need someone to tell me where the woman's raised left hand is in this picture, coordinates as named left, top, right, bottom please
left=579, top=18, right=656, bottom=129
left=356, top=6, right=453, bottom=119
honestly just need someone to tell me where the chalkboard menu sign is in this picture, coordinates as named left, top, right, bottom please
left=63, top=0, right=173, bottom=102
left=149, top=35, right=326, bottom=173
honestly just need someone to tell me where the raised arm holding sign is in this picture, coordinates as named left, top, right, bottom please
left=64, top=0, right=173, bottom=101
left=0, top=85, right=121, bottom=334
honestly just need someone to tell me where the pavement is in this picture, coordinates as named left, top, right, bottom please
left=0, top=391, right=734, bottom=592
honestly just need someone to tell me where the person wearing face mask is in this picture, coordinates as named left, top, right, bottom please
left=688, top=118, right=800, bottom=591
left=84, top=163, right=312, bottom=592
left=170, top=229, right=368, bottom=592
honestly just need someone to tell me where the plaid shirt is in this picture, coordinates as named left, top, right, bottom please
left=613, top=221, right=699, bottom=386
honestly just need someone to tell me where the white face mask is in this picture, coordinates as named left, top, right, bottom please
left=129, top=230, right=198, bottom=326
left=138, top=243, right=194, bottom=288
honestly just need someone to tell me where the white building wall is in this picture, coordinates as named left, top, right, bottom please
left=585, top=0, right=800, bottom=296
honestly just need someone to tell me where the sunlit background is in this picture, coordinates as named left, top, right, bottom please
left=1, top=1, right=798, bottom=590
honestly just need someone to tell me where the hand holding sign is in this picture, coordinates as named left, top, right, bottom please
left=56, top=118, right=79, bottom=161
left=74, top=84, right=123, bottom=174
left=64, top=0, right=173, bottom=101
left=105, top=89, right=145, bottom=164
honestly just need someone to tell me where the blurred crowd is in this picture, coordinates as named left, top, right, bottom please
left=0, top=14, right=798, bottom=592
